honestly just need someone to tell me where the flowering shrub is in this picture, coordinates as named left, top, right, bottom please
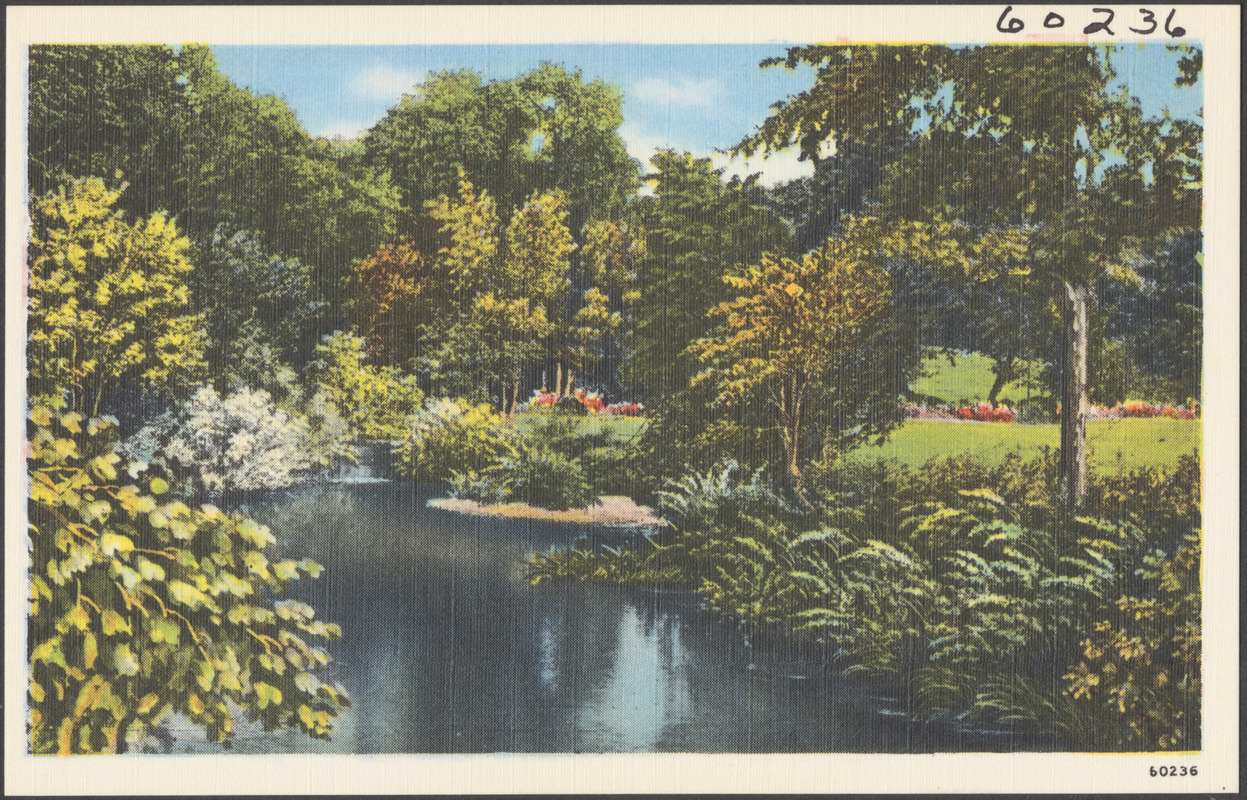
left=523, top=388, right=637, bottom=415
left=1071, top=402, right=1199, bottom=421
left=906, top=403, right=1016, bottom=422
left=120, top=386, right=315, bottom=497
left=396, top=398, right=518, bottom=483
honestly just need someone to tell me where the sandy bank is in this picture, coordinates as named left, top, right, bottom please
left=427, top=495, right=667, bottom=528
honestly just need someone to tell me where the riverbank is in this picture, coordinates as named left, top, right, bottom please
left=428, top=494, right=667, bottom=528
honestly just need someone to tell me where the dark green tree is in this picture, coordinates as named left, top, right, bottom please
left=738, top=44, right=1202, bottom=509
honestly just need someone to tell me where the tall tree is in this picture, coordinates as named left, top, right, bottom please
left=738, top=44, right=1202, bottom=509
left=690, top=218, right=895, bottom=505
left=28, top=45, right=190, bottom=221
left=628, top=150, right=793, bottom=398
left=502, top=189, right=574, bottom=395
left=27, top=178, right=207, bottom=416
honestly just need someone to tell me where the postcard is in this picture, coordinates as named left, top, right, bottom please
left=5, top=4, right=1239, bottom=795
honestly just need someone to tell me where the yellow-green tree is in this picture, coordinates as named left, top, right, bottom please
left=27, top=177, right=207, bottom=415
left=692, top=219, right=896, bottom=504
left=502, top=189, right=574, bottom=395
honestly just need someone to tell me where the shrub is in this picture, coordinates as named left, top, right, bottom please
left=396, top=398, right=518, bottom=483
left=306, top=331, right=424, bottom=441
left=27, top=403, right=348, bottom=754
left=504, top=445, right=596, bottom=511
left=1062, top=532, right=1201, bottom=750
left=120, top=386, right=315, bottom=498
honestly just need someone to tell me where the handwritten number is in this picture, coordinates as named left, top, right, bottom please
left=1164, top=9, right=1186, bottom=37
left=997, top=6, right=1024, bottom=33
left=1083, top=8, right=1116, bottom=35
left=1130, top=8, right=1157, bottom=34
left=1044, top=12, right=1065, bottom=28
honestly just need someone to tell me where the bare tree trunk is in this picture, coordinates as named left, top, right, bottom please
left=782, top=374, right=816, bottom=512
left=987, top=355, right=1014, bottom=407
left=554, top=363, right=564, bottom=399
left=1059, top=281, right=1091, bottom=511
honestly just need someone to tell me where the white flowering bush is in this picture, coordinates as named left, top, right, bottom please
left=396, top=398, right=518, bottom=483
left=122, top=386, right=314, bottom=496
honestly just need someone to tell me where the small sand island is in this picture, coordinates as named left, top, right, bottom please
left=428, top=495, right=667, bottom=528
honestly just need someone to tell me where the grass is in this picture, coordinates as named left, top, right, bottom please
left=848, top=418, right=1201, bottom=474
left=514, top=410, right=647, bottom=440
left=909, top=350, right=1049, bottom=407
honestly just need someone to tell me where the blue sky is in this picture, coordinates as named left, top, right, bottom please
left=212, top=43, right=1203, bottom=187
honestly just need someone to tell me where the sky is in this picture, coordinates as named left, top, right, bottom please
left=211, top=43, right=1203, bottom=189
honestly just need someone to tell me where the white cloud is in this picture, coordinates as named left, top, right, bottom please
left=314, top=120, right=370, bottom=142
left=619, top=123, right=675, bottom=169
left=630, top=76, right=721, bottom=108
left=353, top=65, right=422, bottom=100
left=712, top=147, right=814, bottom=188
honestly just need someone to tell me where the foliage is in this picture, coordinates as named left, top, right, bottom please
left=692, top=218, right=898, bottom=496
left=27, top=177, right=207, bottom=416
left=120, top=387, right=321, bottom=498
left=1063, top=532, right=1201, bottom=750
left=628, top=150, right=793, bottom=397
left=355, top=242, right=433, bottom=369
left=528, top=543, right=684, bottom=587
left=362, top=64, right=638, bottom=231
left=190, top=227, right=325, bottom=378
left=396, top=398, right=518, bottom=484
left=27, top=403, right=349, bottom=754
left=503, top=445, right=596, bottom=511
left=306, top=331, right=424, bottom=441
left=27, top=45, right=190, bottom=220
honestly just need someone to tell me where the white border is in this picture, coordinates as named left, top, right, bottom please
left=6, top=5, right=1239, bottom=795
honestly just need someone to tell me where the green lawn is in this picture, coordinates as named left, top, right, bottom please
left=514, top=411, right=647, bottom=440
left=847, top=418, right=1201, bottom=474
left=909, top=350, right=1049, bottom=407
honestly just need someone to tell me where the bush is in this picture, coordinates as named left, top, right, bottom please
left=120, top=386, right=316, bottom=498
left=504, top=445, right=596, bottom=511
left=307, top=331, right=424, bottom=441
left=27, top=403, right=348, bottom=754
left=396, top=398, right=518, bottom=483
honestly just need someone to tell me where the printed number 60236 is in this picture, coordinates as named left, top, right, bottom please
left=1150, top=766, right=1197, bottom=777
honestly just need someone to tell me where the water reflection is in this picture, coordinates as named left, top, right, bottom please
left=163, top=482, right=1052, bottom=754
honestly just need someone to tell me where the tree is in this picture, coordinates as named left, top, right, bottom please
left=738, top=44, right=1202, bottom=509
left=190, top=227, right=326, bottom=380
left=27, top=178, right=207, bottom=416
left=577, top=219, right=644, bottom=394
left=28, top=45, right=190, bottom=221
left=691, top=217, right=908, bottom=505
left=628, top=150, right=793, bottom=398
left=355, top=241, right=434, bottom=370
left=27, top=404, right=349, bottom=753
left=361, top=64, right=638, bottom=232
left=502, top=189, right=574, bottom=395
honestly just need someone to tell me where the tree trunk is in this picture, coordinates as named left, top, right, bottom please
left=1058, top=281, right=1091, bottom=511
left=987, top=355, right=1014, bottom=407
left=782, top=374, right=816, bottom=512
left=554, top=363, right=564, bottom=399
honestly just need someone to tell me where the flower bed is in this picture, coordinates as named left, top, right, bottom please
left=524, top=389, right=643, bottom=416
left=907, top=403, right=1016, bottom=423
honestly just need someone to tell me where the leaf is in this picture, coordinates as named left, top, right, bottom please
left=149, top=477, right=169, bottom=495
left=137, top=693, right=160, bottom=715
left=99, top=532, right=134, bottom=557
left=167, top=580, right=207, bottom=609
left=101, top=608, right=131, bottom=636
left=187, top=693, right=205, bottom=715
left=298, top=704, right=313, bottom=728
left=254, top=681, right=282, bottom=710
left=30, top=680, right=46, bottom=703
left=299, top=559, right=324, bottom=579
left=149, top=616, right=179, bottom=645
left=83, top=632, right=98, bottom=669
left=113, top=642, right=140, bottom=676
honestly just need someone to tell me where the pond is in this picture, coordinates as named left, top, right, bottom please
left=158, top=464, right=1056, bottom=754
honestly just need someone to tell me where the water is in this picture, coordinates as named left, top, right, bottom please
left=159, top=458, right=1052, bottom=754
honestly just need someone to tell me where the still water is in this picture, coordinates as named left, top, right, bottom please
left=163, top=471, right=1050, bottom=754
